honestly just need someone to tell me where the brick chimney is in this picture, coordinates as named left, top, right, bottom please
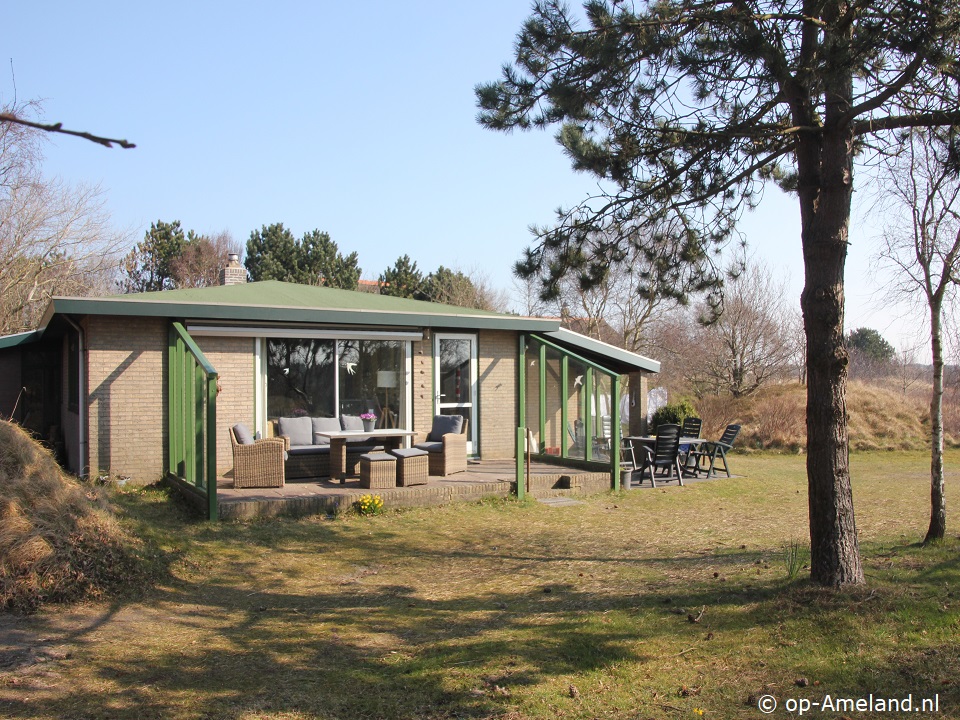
left=219, top=253, right=246, bottom=286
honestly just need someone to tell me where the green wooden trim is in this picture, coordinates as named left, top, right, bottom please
left=167, top=321, right=219, bottom=521
left=529, top=332, right=619, bottom=377
left=584, top=367, right=593, bottom=462
left=171, top=321, right=217, bottom=375
left=517, top=335, right=526, bottom=497
left=166, top=327, right=176, bottom=476
left=538, top=342, right=547, bottom=452
left=206, top=374, right=219, bottom=521
left=187, top=352, right=197, bottom=484
left=516, top=426, right=526, bottom=500
left=194, top=363, right=204, bottom=487
left=612, top=374, right=621, bottom=491
left=561, top=355, right=569, bottom=457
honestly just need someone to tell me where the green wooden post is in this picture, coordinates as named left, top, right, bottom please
left=561, top=355, right=569, bottom=458
left=517, top=335, right=526, bottom=499
left=612, top=374, right=621, bottom=491
left=174, top=334, right=185, bottom=479
left=206, top=374, right=219, bottom=521
left=184, top=353, right=195, bottom=485
left=538, top=342, right=546, bottom=453
left=516, top=426, right=526, bottom=500
left=167, top=327, right=177, bottom=477
left=194, top=362, right=205, bottom=489
left=584, top=367, right=593, bottom=462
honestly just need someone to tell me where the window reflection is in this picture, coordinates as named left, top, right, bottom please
left=267, top=339, right=335, bottom=418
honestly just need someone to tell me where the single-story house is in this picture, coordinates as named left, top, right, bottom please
left=0, top=261, right=659, bottom=518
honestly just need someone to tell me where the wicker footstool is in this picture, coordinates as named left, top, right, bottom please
left=359, top=453, right=396, bottom=489
left=389, top=448, right=429, bottom=487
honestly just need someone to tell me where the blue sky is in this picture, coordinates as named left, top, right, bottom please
left=2, top=1, right=917, bottom=353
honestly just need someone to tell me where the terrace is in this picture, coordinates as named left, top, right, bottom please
left=214, top=458, right=613, bottom=520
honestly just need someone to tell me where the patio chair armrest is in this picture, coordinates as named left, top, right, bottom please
left=702, top=441, right=732, bottom=453
left=273, top=436, right=290, bottom=451
left=442, top=431, right=467, bottom=453
left=412, top=430, right=428, bottom=445
left=237, top=438, right=284, bottom=457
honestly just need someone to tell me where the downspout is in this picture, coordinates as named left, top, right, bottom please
left=63, top=316, right=88, bottom=478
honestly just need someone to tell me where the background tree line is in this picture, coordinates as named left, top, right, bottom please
left=120, top=220, right=509, bottom=311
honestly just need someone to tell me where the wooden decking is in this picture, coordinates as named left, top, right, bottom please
left=215, top=459, right=614, bottom=520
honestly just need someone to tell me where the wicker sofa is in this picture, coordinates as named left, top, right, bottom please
left=275, top=415, right=383, bottom=480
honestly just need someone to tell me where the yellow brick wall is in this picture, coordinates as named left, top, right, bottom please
left=477, top=329, right=518, bottom=459
left=85, top=315, right=167, bottom=482
left=82, top=318, right=526, bottom=477
left=411, top=331, right=434, bottom=436
left=195, top=336, right=256, bottom=475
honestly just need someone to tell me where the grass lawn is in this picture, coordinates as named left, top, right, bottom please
left=2, top=451, right=958, bottom=719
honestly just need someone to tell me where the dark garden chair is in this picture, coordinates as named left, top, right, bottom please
left=692, top=424, right=742, bottom=478
left=633, top=423, right=683, bottom=488
left=678, top=416, right=703, bottom=474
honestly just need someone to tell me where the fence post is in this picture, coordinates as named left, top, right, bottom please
left=516, top=426, right=526, bottom=500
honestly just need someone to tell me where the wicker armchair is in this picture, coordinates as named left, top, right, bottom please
left=229, top=426, right=286, bottom=488
left=414, top=416, right=469, bottom=476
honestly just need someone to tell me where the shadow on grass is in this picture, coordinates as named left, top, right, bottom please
left=4, top=495, right=960, bottom=719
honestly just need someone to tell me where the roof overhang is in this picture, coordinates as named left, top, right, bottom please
left=540, top=328, right=660, bottom=374
left=0, top=330, right=42, bottom=350
left=39, top=295, right=558, bottom=334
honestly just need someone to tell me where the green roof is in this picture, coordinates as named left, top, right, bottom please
left=9, top=281, right=658, bottom=373
left=39, top=280, right=557, bottom=332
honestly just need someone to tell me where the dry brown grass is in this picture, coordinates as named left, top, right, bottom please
left=1, top=452, right=958, bottom=719
left=0, top=420, right=150, bottom=613
left=696, top=380, right=942, bottom=452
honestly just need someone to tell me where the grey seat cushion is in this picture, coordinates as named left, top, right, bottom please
left=361, top=452, right=395, bottom=462
left=232, top=423, right=255, bottom=445
left=413, top=441, right=443, bottom=454
left=311, top=417, right=341, bottom=445
left=287, top=445, right=331, bottom=456
left=427, top=415, right=463, bottom=442
left=340, top=414, right=364, bottom=432
left=390, top=448, right=429, bottom=459
left=278, top=416, right=313, bottom=447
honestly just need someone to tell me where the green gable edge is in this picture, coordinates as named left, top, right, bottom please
left=0, top=330, right=41, bottom=350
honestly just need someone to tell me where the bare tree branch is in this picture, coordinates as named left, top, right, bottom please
left=0, top=112, right=135, bottom=149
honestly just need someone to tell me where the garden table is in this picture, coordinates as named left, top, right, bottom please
left=623, top=435, right=708, bottom=477
left=315, top=429, right=418, bottom=483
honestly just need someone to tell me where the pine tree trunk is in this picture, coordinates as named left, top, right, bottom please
left=794, top=40, right=864, bottom=585
left=801, top=231, right=863, bottom=585
left=925, top=299, right=946, bottom=543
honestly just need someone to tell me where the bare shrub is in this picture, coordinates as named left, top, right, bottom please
left=693, top=393, right=743, bottom=441
left=691, top=381, right=933, bottom=453
left=746, top=390, right=806, bottom=451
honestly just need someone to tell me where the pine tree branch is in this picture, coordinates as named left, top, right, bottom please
left=0, top=112, right=136, bottom=149
left=853, top=110, right=960, bottom=136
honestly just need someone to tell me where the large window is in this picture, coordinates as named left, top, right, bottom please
left=265, top=337, right=407, bottom=428
left=338, top=340, right=404, bottom=427
left=267, top=339, right=336, bottom=418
